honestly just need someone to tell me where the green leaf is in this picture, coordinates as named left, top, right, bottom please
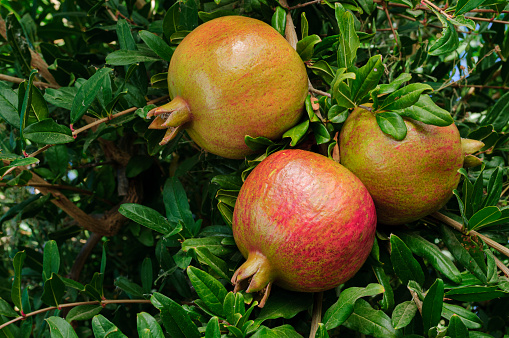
left=442, top=303, right=483, bottom=329
left=114, top=276, right=145, bottom=298
left=378, top=73, right=412, bottom=95
left=151, top=293, right=201, bottom=338
left=66, top=305, right=103, bottom=322
left=0, top=86, right=19, bottom=127
left=244, top=135, right=275, bottom=151
left=351, top=55, right=383, bottom=103
left=390, top=234, right=425, bottom=286
left=323, top=283, right=385, bottom=330
left=205, top=317, right=221, bottom=338
left=254, top=289, right=313, bottom=327
left=483, top=91, right=509, bottom=131
left=342, top=299, right=398, bottom=338
left=46, top=316, right=79, bottom=338
left=301, top=12, right=309, bottom=39
left=0, top=298, right=19, bottom=318
left=467, top=206, right=502, bottom=232
left=454, top=0, right=486, bottom=16
left=141, top=257, right=153, bottom=294
left=398, top=95, right=454, bottom=126
left=315, top=324, right=330, bottom=338
left=139, top=30, right=174, bottom=62
left=70, top=68, right=113, bottom=124
left=41, top=273, right=65, bottom=307
left=42, top=240, right=60, bottom=282
left=92, top=314, right=128, bottom=338
left=119, top=203, right=176, bottom=235
left=451, top=286, right=505, bottom=302
left=422, top=278, right=444, bottom=333
left=482, top=167, right=503, bottom=208
left=271, top=6, right=286, bottom=37
left=399, top=233, right=462, bottom=284
left=376, top=112, right=407, bottom=140
left=311, top=122, right=331, bottom=144
left=194, top=247, right=230, bottom=280
left=297, top=35, right=321, bottom=61
left=187, top=266, right=227, bottom=317
left=182, top=237, right=235, bottom=256
left=137, top=312, right=165, bottom=338
left=391, top=301, right=418, bottom=329
left=23, top=119, right=74, bottom=144
left=328, top=105, right=349, bottom=124
left=380, top=83, right=433, bottom=111
left=428, top=12, right=460, bottom=55
left=18, top=70, right=38, bottom=150
left=441, top=225, right=487, bottom=284
left=251, top=324, right=303, bottom=337
left=10, top=157, right=39, bottom=167
left=163, top=177, right=198, bottom=236
left=450, top=15, right=476, bottom=30
left=282, top=120, right=309, bottom=146
left=335, top=3, right=360, bottom=69
left=372, top=263, right=395, bottom=312
left=447, top=314, right=470, bottom=338
left=11, top=250, right=26, bottom=314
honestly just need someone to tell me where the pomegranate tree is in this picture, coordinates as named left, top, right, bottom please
left=147, top=16, right=309, bottom=159
left=231, top=149, right=377, bottom=306
left=339, top=106, right=483, bottom=225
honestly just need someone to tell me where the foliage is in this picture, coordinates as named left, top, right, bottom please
left=1, top=0, right=509, bottom=336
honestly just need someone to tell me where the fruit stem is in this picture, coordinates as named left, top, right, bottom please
left=231, top=251, right=274, bottom=307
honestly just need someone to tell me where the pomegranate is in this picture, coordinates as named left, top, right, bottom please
left=147, top=16, right=309, bottom=159
left=339, top=106, right=483, bottom=225
left=231, top=149, right=377, bottom=306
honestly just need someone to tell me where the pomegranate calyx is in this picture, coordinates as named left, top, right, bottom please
left=232, top=252, right=274, bottom=307
left=160, top=125, right=183, bottom=145
left=147, top=96, right=192, bottom=130
left=464, top=154, right=483, bottom=168
left=461, top=138, right=484, bottom=155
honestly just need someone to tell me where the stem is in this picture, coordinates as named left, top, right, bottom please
left=309, top=292, right=323, bottom=338
left=431, top=212, right=509, bottom=259
left=382, top=0, right=401, bottom=54
left=0, top=299, right=152, bottom=330
left=309, top=87, right=331, bottom=98
left=421, top=0, right=452, bottom=19
left=0, top=74, right=60, bottom=89
left=408, top=288, right=423, bottom=315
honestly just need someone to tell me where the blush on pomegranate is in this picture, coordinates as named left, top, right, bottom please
left=231, top=149, right=377, bottom=306
left=339, top=106, right=483, bottom=226
left=147, top=16, right=309, bottom=159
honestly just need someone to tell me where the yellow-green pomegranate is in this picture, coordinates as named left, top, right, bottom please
left=147, top=16, right=309, bottom=159
left=339, top=106, right=483, bottom=225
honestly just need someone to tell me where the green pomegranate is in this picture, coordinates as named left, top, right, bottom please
left=147, top=16, right=309, bottom=159
left=339, top=106, right=483, bottom=225
left=232, top=149, right=377, bottom=306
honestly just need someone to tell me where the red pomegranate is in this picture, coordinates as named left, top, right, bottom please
left=231, top=149, right=377, bottom=306
left=339, top=106, right=482, bottom=225
left=147, top=16, right=309, bottom=159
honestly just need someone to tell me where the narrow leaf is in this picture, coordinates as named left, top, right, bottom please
left=398, top=95, right=454, bottom=126
left=390, top=234, right=425, bottom=286
left=46, top=316, right=79, bottom=338
left=391, top=301, right=418, bottom=329
left=422, top=278, right=444, bottom=333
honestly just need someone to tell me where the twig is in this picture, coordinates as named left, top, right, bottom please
left=72, top=95, right=169, bottom=137
left=408, top=288, right=423, bottom=315
left=494, top=256, right=509, bottom=278
left=309, top=87, right=331, bottom=98
left=465, top=16, right=509, bottom=25
left=382, top=0, right=401, bottom=54
left=0, top=74, right=60, bottom=89
left=432, top=212, right=509, bottom=259
left=0, top=299, right=153, bottom=330
left=287, top=0, right=322, bottom=10
left=309, top=292, right=323, bottom=338
left=421, top=0, right=453, bottom=19
left=449, top=84, right=509, bottom=90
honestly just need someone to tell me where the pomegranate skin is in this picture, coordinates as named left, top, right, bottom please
left=165, top=16, right=309, bottom=159
left=232, top=149, right=377, bottom=299
left=339, top=106, right=464, bottom=225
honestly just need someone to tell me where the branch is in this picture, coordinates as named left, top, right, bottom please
left=0, top=74, right=60, bottom=89
left=382, top=0, right=401, bottom=54
left=0, top=299, right=153, bottom=330
left=432, top=212, right=509, bottom=259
